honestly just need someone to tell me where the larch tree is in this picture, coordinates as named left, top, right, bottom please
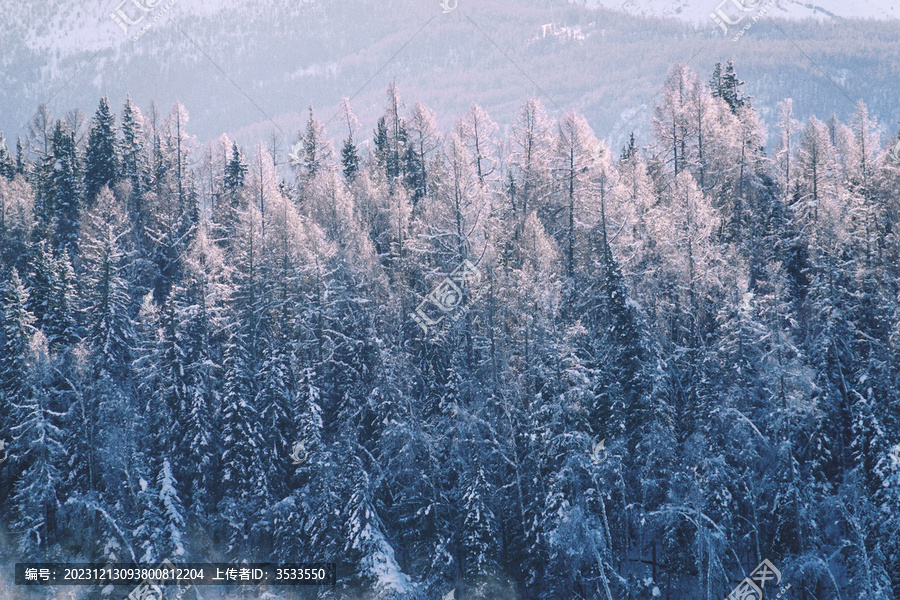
left=552, top=110, right=599, bottom=281
left=404, top=101, right=441, bottom=207
left=653, top=62, right=694, bottom=178
left=507, top=98, right=554, bottom=248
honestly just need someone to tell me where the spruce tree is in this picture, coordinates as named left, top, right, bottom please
left=46, top=252, right=77, bottom=353
left=224, top=141, right=247, bottom=193
left=84, top=97, right=119, bottom=204
left=296, top=106, right=333, bottom=185
left=120, top=96, right=150, bottom=254
left=0, top=271, right=39, bottom=526
left=712, top=60, right=747, bottom=114
left=342, top=136, right=360, bottom=181
left=82, top=189, right=133, bottom=378
left=49, top=121, right=82, bottom=255
left=620, top=131, right=637, bottom=161
left=15, top=137, right=28, bottom=176
left=26, top=240, right=55, bottom=328
left=709, top=62, right=723, bottom=102
left=374, top=116, right=390, bottom=175
left=11, top=365, right=65, bottom=561
left=0, top=134, right=15, bottom=180
left=0, top=270, right=35, bottom=403
left=340, top=97, right=361, bottom=181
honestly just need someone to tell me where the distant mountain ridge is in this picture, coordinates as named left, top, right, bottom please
left=575, top=0, right=898, bottom=21
left=1, top=0, right=898, bottom=153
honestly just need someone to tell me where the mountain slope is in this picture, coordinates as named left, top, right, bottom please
left=576, top=0, right=898, bottom=21
left=1, top=0, right=898, bottom=153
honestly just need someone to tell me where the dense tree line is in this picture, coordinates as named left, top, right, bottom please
left=1, top=62, right=899, bottom=600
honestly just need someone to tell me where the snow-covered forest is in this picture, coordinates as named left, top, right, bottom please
left=1, top=61, right=899, bottom=600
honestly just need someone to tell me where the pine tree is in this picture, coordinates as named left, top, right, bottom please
left=15, top=137, right=28, bottom=176
left=84, top=97, right=119, bottom=204
left=775, top=99, right=799, bottom=197
left=0, top=134, right=15, bottom=180
left=712, top=60, right=746, bottom=114
left=342, top=137, right=360, bottom=182
left=424, top=131, right=485, bottom=264
left=2, top=274, right=65, bottom=559
left=247, top=142, right=279, bottom=238
left=0, top=269, right=35, bottom=503
left=709, top=62, right=723, bottom=102
left=295, top=106, right=333, bottom=185
left=344, top=463, right=412, bottom=598
left=81, top=188, right=133, bottom=378
left=373, top=83, right=408, bottom=192
left=340, top=97, right=361, bottom=182
left=0, top=270, right=35, bottom=404
left=156, top=459, right=187, bottom=558
left=132, top=466, right=168, bottom=563
left=0, top=174, right=35, bottom=266
left=653, top=62, right=697, bottom=180
left=120, top=96, right=150, bottom=253
left=373, top=115, right=390, bottom=176
left=620, top=132, right=637, bottom=161
left=48, top=121, right=82, bottom=255
left=26, top=240, right=55, bottom=328
left=216, top=141, right=248, bottom=246
left=224, top=141, right=247, bottom=193
left=44, top=251, right=77, bottom=354
left=11, top=342, right=65, bottom=561
left=144, top=102, right=199, bottom=299
left=461, top=467, right=498, bottom=583
left=217, top=200, right=273, bottom=558
left=165, top=101, right=197, bottom=217
left=218, top=331, right=271, bottom=558
left=795, top=116, right=839, bottom=248
left=174, top=224, right=226, bottom=520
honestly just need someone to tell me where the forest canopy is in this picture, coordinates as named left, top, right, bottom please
left=0, top=62, right=899, bottom=600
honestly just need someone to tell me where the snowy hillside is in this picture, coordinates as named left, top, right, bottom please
left=1, top=0, right=899, bottom=151
left=575, top=0, right=899, bottom=20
